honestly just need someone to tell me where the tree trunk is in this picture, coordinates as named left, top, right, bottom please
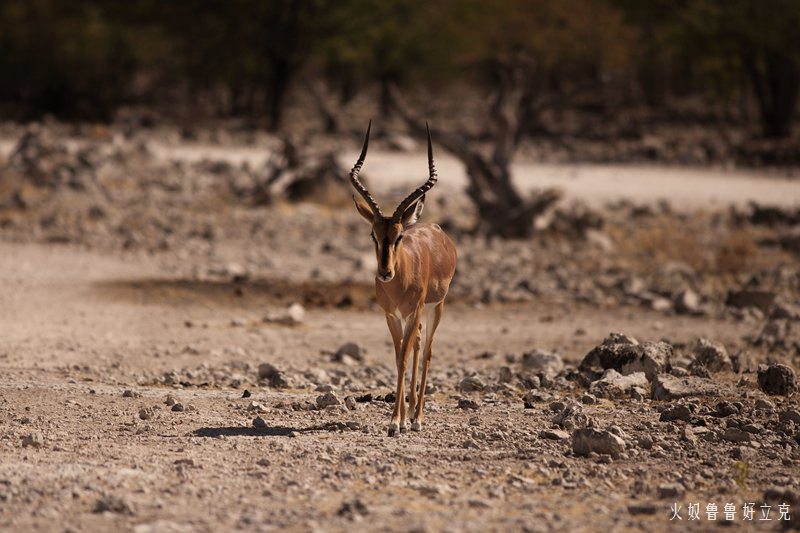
left=379, top=74, right=395, bottom=119
left=387, top=84, right=561, bottom=239
left=745, top=50, right=799, bottom=138
left=267, top=58, right=291, bottom=131
left=306, top=79, right=339, bottom=133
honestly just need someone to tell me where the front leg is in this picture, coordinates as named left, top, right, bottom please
left=387, top=309, right=422, bottom=437
left=385, top=314, right=403, bottom=436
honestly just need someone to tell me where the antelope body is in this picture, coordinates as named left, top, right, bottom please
left=350, top=122, right=457, bottom=436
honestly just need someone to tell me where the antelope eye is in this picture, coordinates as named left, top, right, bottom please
left=394, top=235, right=403, bottom=246
left=370, top=232, right=377, bottom=243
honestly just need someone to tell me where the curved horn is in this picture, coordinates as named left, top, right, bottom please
left=392, top=121, right=437, bottom=222
left=349, top=120, right=383, bottom=216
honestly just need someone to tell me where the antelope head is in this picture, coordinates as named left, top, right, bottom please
left=350, top=121, right=438, bottom=283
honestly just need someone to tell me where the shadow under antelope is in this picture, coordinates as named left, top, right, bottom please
left=349, top=122, right=457, bottom=436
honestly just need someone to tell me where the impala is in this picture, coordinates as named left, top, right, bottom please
left=349, top=121, right=457, bottom=436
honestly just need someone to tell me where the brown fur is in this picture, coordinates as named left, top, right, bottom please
left=354, top=197, right=457, bottom=434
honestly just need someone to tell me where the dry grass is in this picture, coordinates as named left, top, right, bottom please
left=607, top=214, right=763, bottom=278
left=715, top=231, right=758, bottom=274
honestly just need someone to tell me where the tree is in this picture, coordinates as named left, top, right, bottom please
left=636, top=0, right=800, bottom=138
left=389, top=65, right=562, bottom=239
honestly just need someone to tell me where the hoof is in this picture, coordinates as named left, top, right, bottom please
left=387, top=424, right=399, bottom=437
left=411, top=421, right=421, bottom=432
left=400, top=424, right=407, bottom=434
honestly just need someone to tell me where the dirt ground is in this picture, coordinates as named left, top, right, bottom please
left=0, top=240, right=797, bottom=533
left=0, top=123, right=799, bottom=532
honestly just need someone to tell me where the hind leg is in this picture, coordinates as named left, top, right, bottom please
left=408, top=322, right=422, bottom=421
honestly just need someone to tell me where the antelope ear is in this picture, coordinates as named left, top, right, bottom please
left=400, top=195, right=424, bottom=228
left=352, top=195, right=375, bottom=223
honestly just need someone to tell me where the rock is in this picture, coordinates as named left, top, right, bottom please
left=252, top=416, right=267, bottom=429
left=21, top=432, right=44, bottom=448
left=589, top=369, right=649, bottom=399
left=658, top=484, right=682, bottom=499
left=122, top=390, right=140, bottom=398
left=690, top=365, right=711, bottom=378
left=164, top=395, right=176, bottom=406
left=755, top=398, right=775, bottom=410
left=521, top=350, right=564, bottom=378
left=242, top=390, right=252, bottom=398
left=572, top=428, right=626, bottom=457
left=263, top=303, right=305, bottom=326
left=670, top=366, right=689, bottom=377
left=771, top=302, right=800, bottom=320
left=757, top=363, right=797, bottom=395
left=580, top=333, right=639, bottom=371
left=580, top=334, right=670, bottom=380
left=459, top=375, right=486, bottom=393
left=522, top=390, right=548, bottom=408
left=628, top=503, right=657, bottom=515
left=726, top=289, right=776, bottom=312
left=92, top=495, right=134, bottom=514
left=722, top=428, right=751, bottom=443
left=674, top=289, right=702, bottom=315
left=336, top=498, right=369, bottom=520
left=650, top=297, right=673, bottom=312
left=731, top=446, right=756, bottom=461
left=630, top=387, right=648, bottom=401
left=552, top=405, right=584, bottom=430
left=540, top=429, right=570, bottom=441
left=626, top=342, right=671, bottom=380
left=247, top=401, right=268, bottom=413
left=652, top=374, right=722, bottom=400
left=458, top=398, right=480, bottom=410
left=581, top=393, right=597, bottom=404
left=692, top=339, right=732, bottom=372
left=333, top=342, right=365, bottom=363
left=751, top=320, right=797, bottom=349
left=659, top=404, right=692, bottom=422
left=171, top=403, right=185, bottom=412
left=779, top=409, right=800, bottom=424
left=713, top=401, right=739, bottom=417
left=549, top=400, right=567, bottom=412
left=763, top=486, right=800, bottom=505
left=138, top=407, right=154, bottom=420
left=257, top=363, right=293, bottom=388
left=344, top=396, right=357, bottom=411
left=316, top=391, right=341, bottom=409
left=497, top=366, right=513, bottom=383
left=681, top=425, right=698, bottom=443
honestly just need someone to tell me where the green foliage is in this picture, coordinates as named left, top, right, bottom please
left=732, top=460, right=749, bottom=490
left=0, top=0, right=796, bottom=134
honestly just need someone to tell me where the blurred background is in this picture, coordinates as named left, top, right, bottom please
left=0, top=0, right=797, bottom=140
left=0, top=0, right=798, bottom=307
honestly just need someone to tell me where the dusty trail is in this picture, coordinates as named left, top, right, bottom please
left=3, top=137, right=798, bottom=208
